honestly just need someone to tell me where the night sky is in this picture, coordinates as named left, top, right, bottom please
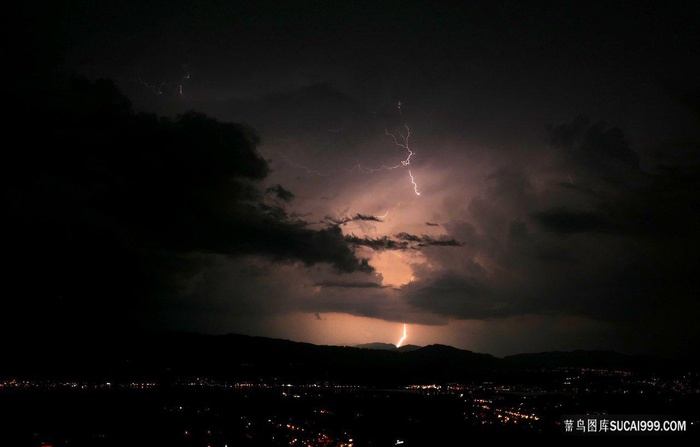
left=7, top=1, right=700, bottom=357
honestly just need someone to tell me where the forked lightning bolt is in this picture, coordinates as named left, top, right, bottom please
left=278, top=101, right=423, bottom=201
left=384, top=123, right=421, bottom=196
left=384, top=125, right=414, bottom=167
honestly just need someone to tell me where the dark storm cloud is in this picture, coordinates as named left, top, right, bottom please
left=191, top=83, right=373, bottom=151
left=554, top=182, right=608, bottom=200
left=323, top=214, right=383, bottom=226
left=395, top=233, right=462, bottom=247
left=266, top=184, right=295, bottom=202
left=421, top=238, right=462, bottom=248
left=345, top=235, right=409, bottom=251
left=353, top=214, right=384, bottom=222
left=313, top=281, right=388, bottom=289
left=533, top=209, right=617, bottom=234
left=544, top=116, right=700, bottom=238
left=395, top=233, right=422, bottom=243
left=241, top=222, right=373, bottom=274
left=346, top=233, right=462, bottom=251
left=547, top=115, right=640, bottom=177
left=2, top=76, right=372, bottom=333
left=403, top=274, right=506, bottom=320
left=399, top=114, right=700, bottom=355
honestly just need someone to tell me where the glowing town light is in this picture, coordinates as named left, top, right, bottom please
left=396, top=323, right=407, bottom=348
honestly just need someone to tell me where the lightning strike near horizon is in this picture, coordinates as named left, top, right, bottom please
left=396, top=323, right=407, bottom=348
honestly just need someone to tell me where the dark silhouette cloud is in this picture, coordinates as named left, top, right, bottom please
left=313, top=281, right=388, bottom=289
left=3, top=76, right=372, bottom=334
left=395, top=233, right=463, bottom=247
left=419, top=239, right=462, bottom=248
left=345, top=235, right=409, bottom=251
left=533, top=209, right=617, bottom=234
left=324, top=214, right=384, bottom=226
left=346, top=233, right=462, bottom=251
left=548, top=115, right=640, bottom=170
left=266, top=184, right=295, bottom=202
left=403, top=274, right=501, bottom=320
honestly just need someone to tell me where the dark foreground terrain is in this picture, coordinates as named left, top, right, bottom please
left=1, top=333, right=698, bottom=445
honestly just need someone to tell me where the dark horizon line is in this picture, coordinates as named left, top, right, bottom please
left=119, top=329, right=681, bottom=361
left=6, top=327, right=694, bottom=363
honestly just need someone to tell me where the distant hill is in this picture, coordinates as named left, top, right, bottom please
left=356, top=342, right=398, bottom=350
left=1, top=332, right=685, bottom=383
left=356, top=343, right=422, bottom=352
left=397, top=344, right=422, bottom=352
